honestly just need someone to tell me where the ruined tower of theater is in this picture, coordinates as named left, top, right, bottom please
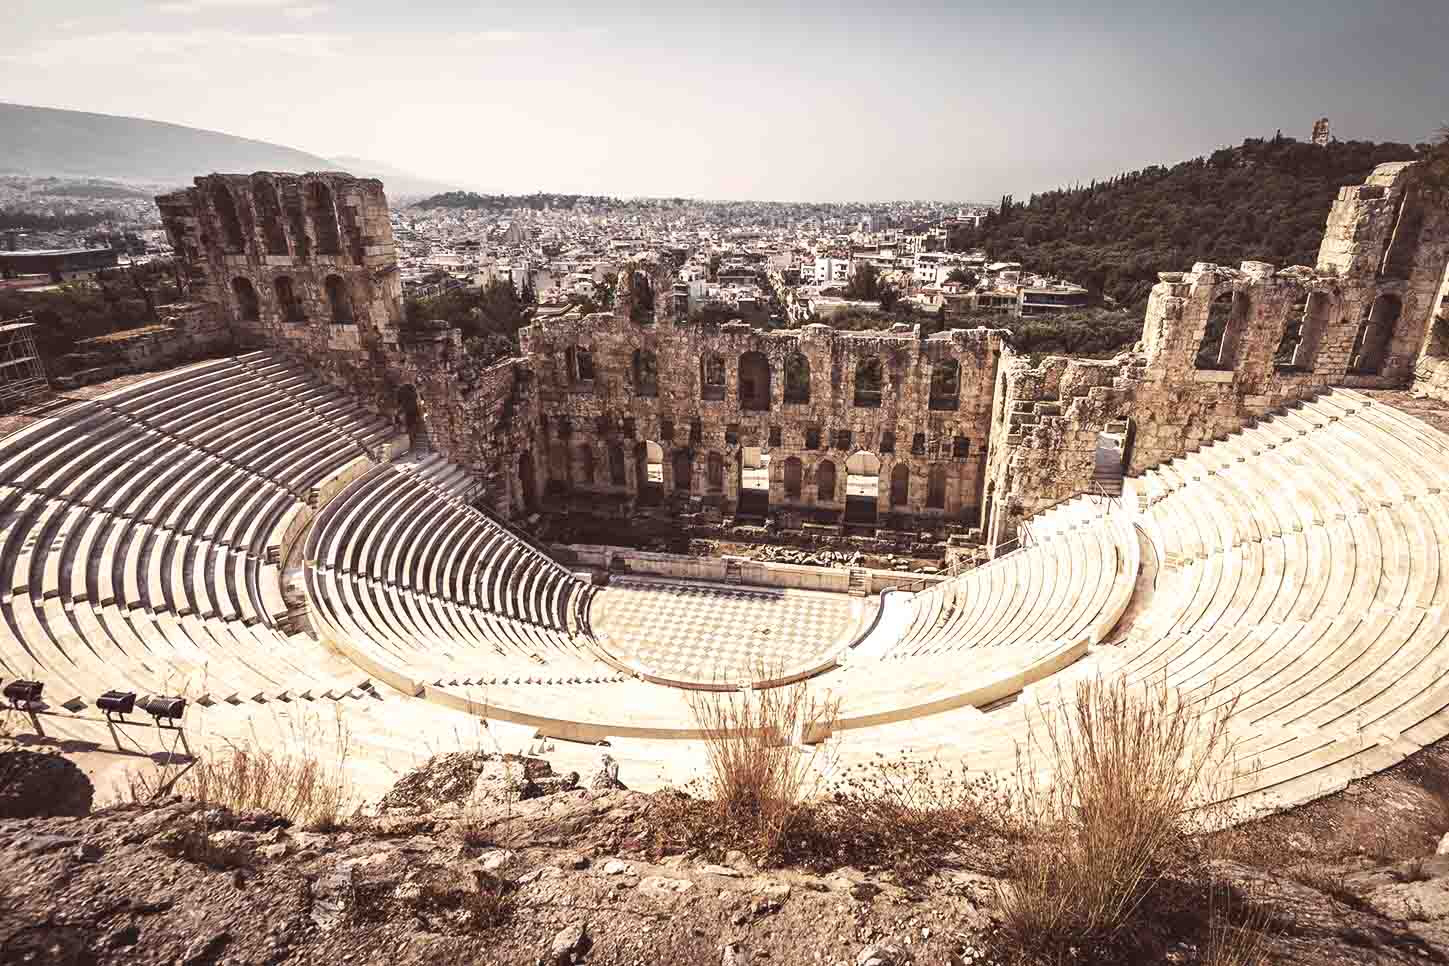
left=156, top=161, right=1449, bottom=555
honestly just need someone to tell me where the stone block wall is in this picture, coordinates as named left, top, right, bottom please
left=520, top=274, right=1006, bottom=526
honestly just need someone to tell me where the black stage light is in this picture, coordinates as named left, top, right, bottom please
left=3, top=680, right=43, bottom=708
left=139, top=695, right=187, bottom=722
left=97, top=690, right=137, bottom=718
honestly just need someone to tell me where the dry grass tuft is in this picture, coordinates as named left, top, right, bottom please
left=686, top=679, right=840, bottom=861
left=1000, top=673, right=1239, bottom=956
left=125, top=710, right=352, bottom=830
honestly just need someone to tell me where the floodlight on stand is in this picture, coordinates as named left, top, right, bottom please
left=3, top=680, right=43, bottom=708
left=97, top=690, right=137, bottom=719
left=139, top=695, right=187, bottom=724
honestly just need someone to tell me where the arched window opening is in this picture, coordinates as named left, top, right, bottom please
left=274, top=276, right=304, bottom=323
left=576, top=445, right=595, bottom=487
left=854, top=357, right=883, bottom=407
left=637, top=440, right=665, bottom=505
left=608, top=444, right=627, bottom=486
left=629, top=271, right=656, bottom=324
left=324, top=275, right=353, bottom=324
left=632, top=349, right=658, bottom=397
left=231, top=277, right=260, bottom=322
left=890, top=464, right=910, bottom=507
left=784, top=352, right=811, bottom=404
left=1275, top=291, right=1332, bottom=372
left=783, top=456, right=803, bottom=499
left=845, top=451, right=881, bottom=524
left=928, top=359, right=960, bottom=410
left=1195, top=291, right=1248, bottom=371
left=307, top=182, right=342, bottom=256
left=817, top=459, right=837, bottom=503
left=707, top=452, right=724, bottom=492
left=738, top=351, right=771, bottom=411
left=211, top=185, right=245, bottom=253
left=927, top=465, right=947, bottom=510
left=672, top=450, right=692, bottom=492
left=252, top=177, right=289, bottom=255
left=1350, top=294, right=1403, bottom=375
left=569, top=345, right=595, bottom=383
left=701, top=353, right=726, bottom=400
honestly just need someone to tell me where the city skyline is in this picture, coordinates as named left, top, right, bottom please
left=3, top=0, right=1447, bottom=202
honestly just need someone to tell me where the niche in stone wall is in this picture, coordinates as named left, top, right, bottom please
left=633, top=349, right=658, bottom=397
left=1195, top=291, right=1249, bottom=371
left=701, top=352, right=726, bottom=400
left=1350, top=294, right=1403, bottom=375
left=325, top=275, right=354, bottom=324
left=929, top=359, right=960, bottom=411
left=854, top=357, right=883, bottom=407
left=212, top=184, right=245, bottom=254
left=232, top=277, right=260, bottom=322
left=1274, top=290, right=1331, bottom=372
left=308, top=182, right=342, bottom=256
left=739, top=352, right=771, bottom=411
left=252, top=177, right=290, bottom=256
left=1380, top=186, right=1426, bottom=281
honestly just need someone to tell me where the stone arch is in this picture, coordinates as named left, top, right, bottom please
left=1275, top=290, right=1332, bottom=372
left=701, top=352, right=726, bottom=400
left=845, top=451, right=881, bottom=523
left=706, top=451, right=724, bottom=492
left=211, top=184, right=245, bottom=253
left=738, top=351, right=771, bottom=411
left=1350, top=293, right=1403, bottom=375
left=231, top=277, right=260, bottom=322
left=633, top=349, right=658, bottom=397
left=251, top=177, right=289, bottom=255
left=274, top=275, right=304, bottom=323
left=397, top=384, right=424, bottom=446
left=308, top=181, right=342, bottom=256
left=637, top=440, right=664, bottom=505
left=890, top=463, right=910, bottom=507
left=816, top=459, right=837, bottom=503
left=782, top=456, right=803, bottom=499
left=928, top=359, right=960, bottom=410
left=927, top=464, right=947, bottom=510
left=1195, top=290, right=1249, bottom=371
left=783, top=352, right=810, bottom=403
left=324, top=274, right=353, bottom=324
left=628, top=271, right=656, bottom=324
left=854, top=357, right=883, bottom=407
left=672, top=449, right=692, bottom=492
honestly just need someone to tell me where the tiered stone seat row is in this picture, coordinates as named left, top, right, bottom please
left=829, top=389, right=1449, bottom=818
left=0, top=352, right=402, bottom=712
left=302, top=461, right=618, bottom=704
left=886, top=502, right=1138, bottom=658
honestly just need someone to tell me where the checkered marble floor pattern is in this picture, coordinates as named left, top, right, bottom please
left=591, top=578, right=861, bottom=684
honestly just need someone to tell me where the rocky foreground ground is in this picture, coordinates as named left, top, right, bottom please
left=6, top=748, right=1449, bottom=965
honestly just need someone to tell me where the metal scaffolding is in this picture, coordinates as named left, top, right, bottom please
left=0, top=316, right=51, bottom=413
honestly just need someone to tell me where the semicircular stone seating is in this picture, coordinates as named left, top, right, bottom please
left=7, top=349, right=1449, bottom=819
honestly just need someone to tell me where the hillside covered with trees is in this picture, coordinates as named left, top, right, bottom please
left=951, top=135, right=1428, bottom=307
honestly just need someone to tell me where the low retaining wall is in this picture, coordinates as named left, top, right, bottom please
left=555, top=545, right=948, bottom=595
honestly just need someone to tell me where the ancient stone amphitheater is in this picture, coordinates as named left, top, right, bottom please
left=2, top=162, right=1448, bottom=816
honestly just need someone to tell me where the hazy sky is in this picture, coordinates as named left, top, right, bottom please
left=3, top=0, right=1447, bottom=201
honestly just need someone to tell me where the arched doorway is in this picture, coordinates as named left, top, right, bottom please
left=737, top=446, right=770, bottom=518
left=637, top=440, right=664, bottom=506
left=397, top=384, right=424, bottom=449
left=231, top=277, right=260, bottom=322
left=817, top=459, right=837, bottom=503
left=845, top=451, right=881, bottom=524
left=782, top=456, right=803, bottom=500
left=325, top=275, right=353, bottom=324
left=672, top=449, right=692, bottom=493
left=890, top=463, right=909, bottom=508
left=738, top=351, right=772, bottom=411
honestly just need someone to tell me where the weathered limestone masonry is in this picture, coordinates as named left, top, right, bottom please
left=155, top=162, right=1447, bottom=551
left=985, top=160, right=1449, bottom=545
left=156, top=173, right=538, bottom=515
left=519, top=259, right=1005, bottom=531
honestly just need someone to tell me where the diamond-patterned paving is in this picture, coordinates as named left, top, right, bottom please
left=591, top=578, right=860, bottom=684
